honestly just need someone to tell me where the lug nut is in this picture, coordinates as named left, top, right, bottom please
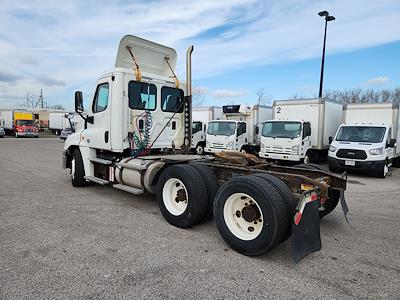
left=236, top=210, right=241, bottom=218
left=248, top=227, right=254, bottom=232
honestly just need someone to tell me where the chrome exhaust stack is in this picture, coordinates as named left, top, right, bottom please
left=182, top=45, right=194, bottom=151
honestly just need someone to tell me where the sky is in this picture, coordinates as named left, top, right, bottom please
left=0, top=0, right=399, bottom=110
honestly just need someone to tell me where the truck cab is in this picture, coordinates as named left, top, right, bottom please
left=328, top=123, right=396, bottom=178
left=64, top=35, right=192, bottom=180
left=259, top=120, right=311, bottom=162
left=191, top=121, right=206, bottom=154
left=205, top=120, right=247, bottom=152
left=205, top=104, right=271, bottom=154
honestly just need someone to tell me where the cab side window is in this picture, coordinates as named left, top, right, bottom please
left=237, top=122, right=246, bottom=136
left=92, top=83, right=109, bottom=113
left=387, top=128, right=392, bottom=147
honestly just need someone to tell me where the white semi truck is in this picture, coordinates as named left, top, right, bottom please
left=259, top=99, right=342, bottom=163
left=205, top=105, right=272, bottom=154
left=62, top=35, right=348, bottom=262
left=328, top=102, right=399, bottom=178
left=191, top=106, right=222, bottom=154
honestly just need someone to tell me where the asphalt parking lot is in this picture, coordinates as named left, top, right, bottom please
left=1, top=137, right=399, bottom=299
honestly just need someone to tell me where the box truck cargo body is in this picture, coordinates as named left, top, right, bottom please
left=49, top=112, right=74, bottom=134
left=259, top=98, right=342, bottom=163
left=0, top=110, right=38, bottom=137
left=205, top=104, right=272, bottom=154
left=328, top=102, right=399, bottom=178
left=191, top=106, right=222, bottom=154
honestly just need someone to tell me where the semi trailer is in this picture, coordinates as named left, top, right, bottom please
left=205, top=105, right=272, bottom=154
left=63, top=35, right=348, bottom=262
left=0, top=110, right=39, bottom=137
left=259, top=99, right=342, bottom=163
left=328, top=102, right=400, bottom=178
left=192, top=106, right=222, bottom=154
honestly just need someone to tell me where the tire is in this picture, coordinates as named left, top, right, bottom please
left=250, top=173, right=296, bottom=238
left=189, top=163, right=219, bottom=220
left=376, top=161, right=389, bottom=178
left=298, top=163, right=327, bottom=172
left=319, top=189, right=340, bottom=218
left=195, top=144, right=205, bottom=155
left=214, top=176, right=289, bottom=256
left=156, top=164, right=208, bottom=228
left=303, top=152, right=311, bottom=164
left=328, top=164, right=339, bottom=173
left=298, top=163, right=339, bottom=218
left=71, top=148, right=87, bottom=187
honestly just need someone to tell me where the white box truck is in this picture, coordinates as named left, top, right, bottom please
left=191, top=106, right=222, bottom=154
left=259, top=98, right=342, bottom=163
left=49, top=112, right=71, bottom=134
left=328, top=102, right=399, bottom=178
left=205, top=104, right=272, bottom=154
left=0, top=110, right=39, bottom=137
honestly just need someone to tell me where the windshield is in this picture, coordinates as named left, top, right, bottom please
left=207, top=121, right=236, bottom=136
left=336, top=126, right=386, bottom=143
left=16, top=120, right=34, bottom=126
left=262, top=121, right=302, bottom=138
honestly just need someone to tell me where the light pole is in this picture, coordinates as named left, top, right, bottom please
left=318, top=11, right=335, bottom=98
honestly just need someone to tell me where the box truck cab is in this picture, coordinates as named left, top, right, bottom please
left=328, top=103, right=400, bottom=178
left=259, top=98, right=342, bottom=163
left=191, top=106, right=222, bottom=154
left=0, top=111, right=39, bottom=138
left=205, top=104, right=272, bottom=154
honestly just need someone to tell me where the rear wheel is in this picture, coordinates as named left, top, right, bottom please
left=156, top=164, right=208, bottom=228
left=71, top=148, right=87, bottom=187
left=189, top=163, right=219, bottom=220
left=214, top=176, right=289, bottom=256
left=298, top=163, right=339, bottom=218
left=250, top=173, right=296, bottom=238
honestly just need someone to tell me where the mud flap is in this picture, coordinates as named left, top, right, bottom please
left=291, top=192, right=321, bottom=263
left=340, top=190, right=349, bottom=223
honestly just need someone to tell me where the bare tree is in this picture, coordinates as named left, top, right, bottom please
left=324, top=87, right=400, bottom=104
left=256, top=88, right=272, bottom=105
left=21, top=93, right=39, bottom=108
left=192, top=86, right=208, bottom=107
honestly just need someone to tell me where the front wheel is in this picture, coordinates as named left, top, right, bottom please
left=195, top=144, right=205, bottom=155
left=71, top=149, right=87, bottom=187
left=376, top=161, right=389, bottom=178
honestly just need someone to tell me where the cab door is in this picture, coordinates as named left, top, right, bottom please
left=81, top=80, right=111, bottom=150
left=236, top=122, right=247, bottom=150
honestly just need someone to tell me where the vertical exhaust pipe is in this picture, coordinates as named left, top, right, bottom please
left=182, top=45, right=194, bottom=151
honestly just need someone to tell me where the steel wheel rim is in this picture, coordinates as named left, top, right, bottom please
left=223, top=193, right=264, bottom=241
left=383, top=164, right=388, bottom=177
left=196, top=145, right=204, bottom=155
left=162, top=178, right=188, bottom=216
left=71, top=158, right=76, bottom=180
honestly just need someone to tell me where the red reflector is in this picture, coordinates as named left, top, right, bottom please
left=310, top=193, right=318, bottom=201
left=294, top=212, right=302, bottom=225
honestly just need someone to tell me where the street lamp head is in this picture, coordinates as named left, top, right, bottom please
left=318, top=11, right=329, bottom=17
left=326, top=15, right=336, bottom=21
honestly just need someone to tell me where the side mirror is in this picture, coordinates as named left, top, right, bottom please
left=328, top=136, right=333, bottom=144
left=388, top=138, right=397, bottom=148
left=75, top=91, right=84, bottom=113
